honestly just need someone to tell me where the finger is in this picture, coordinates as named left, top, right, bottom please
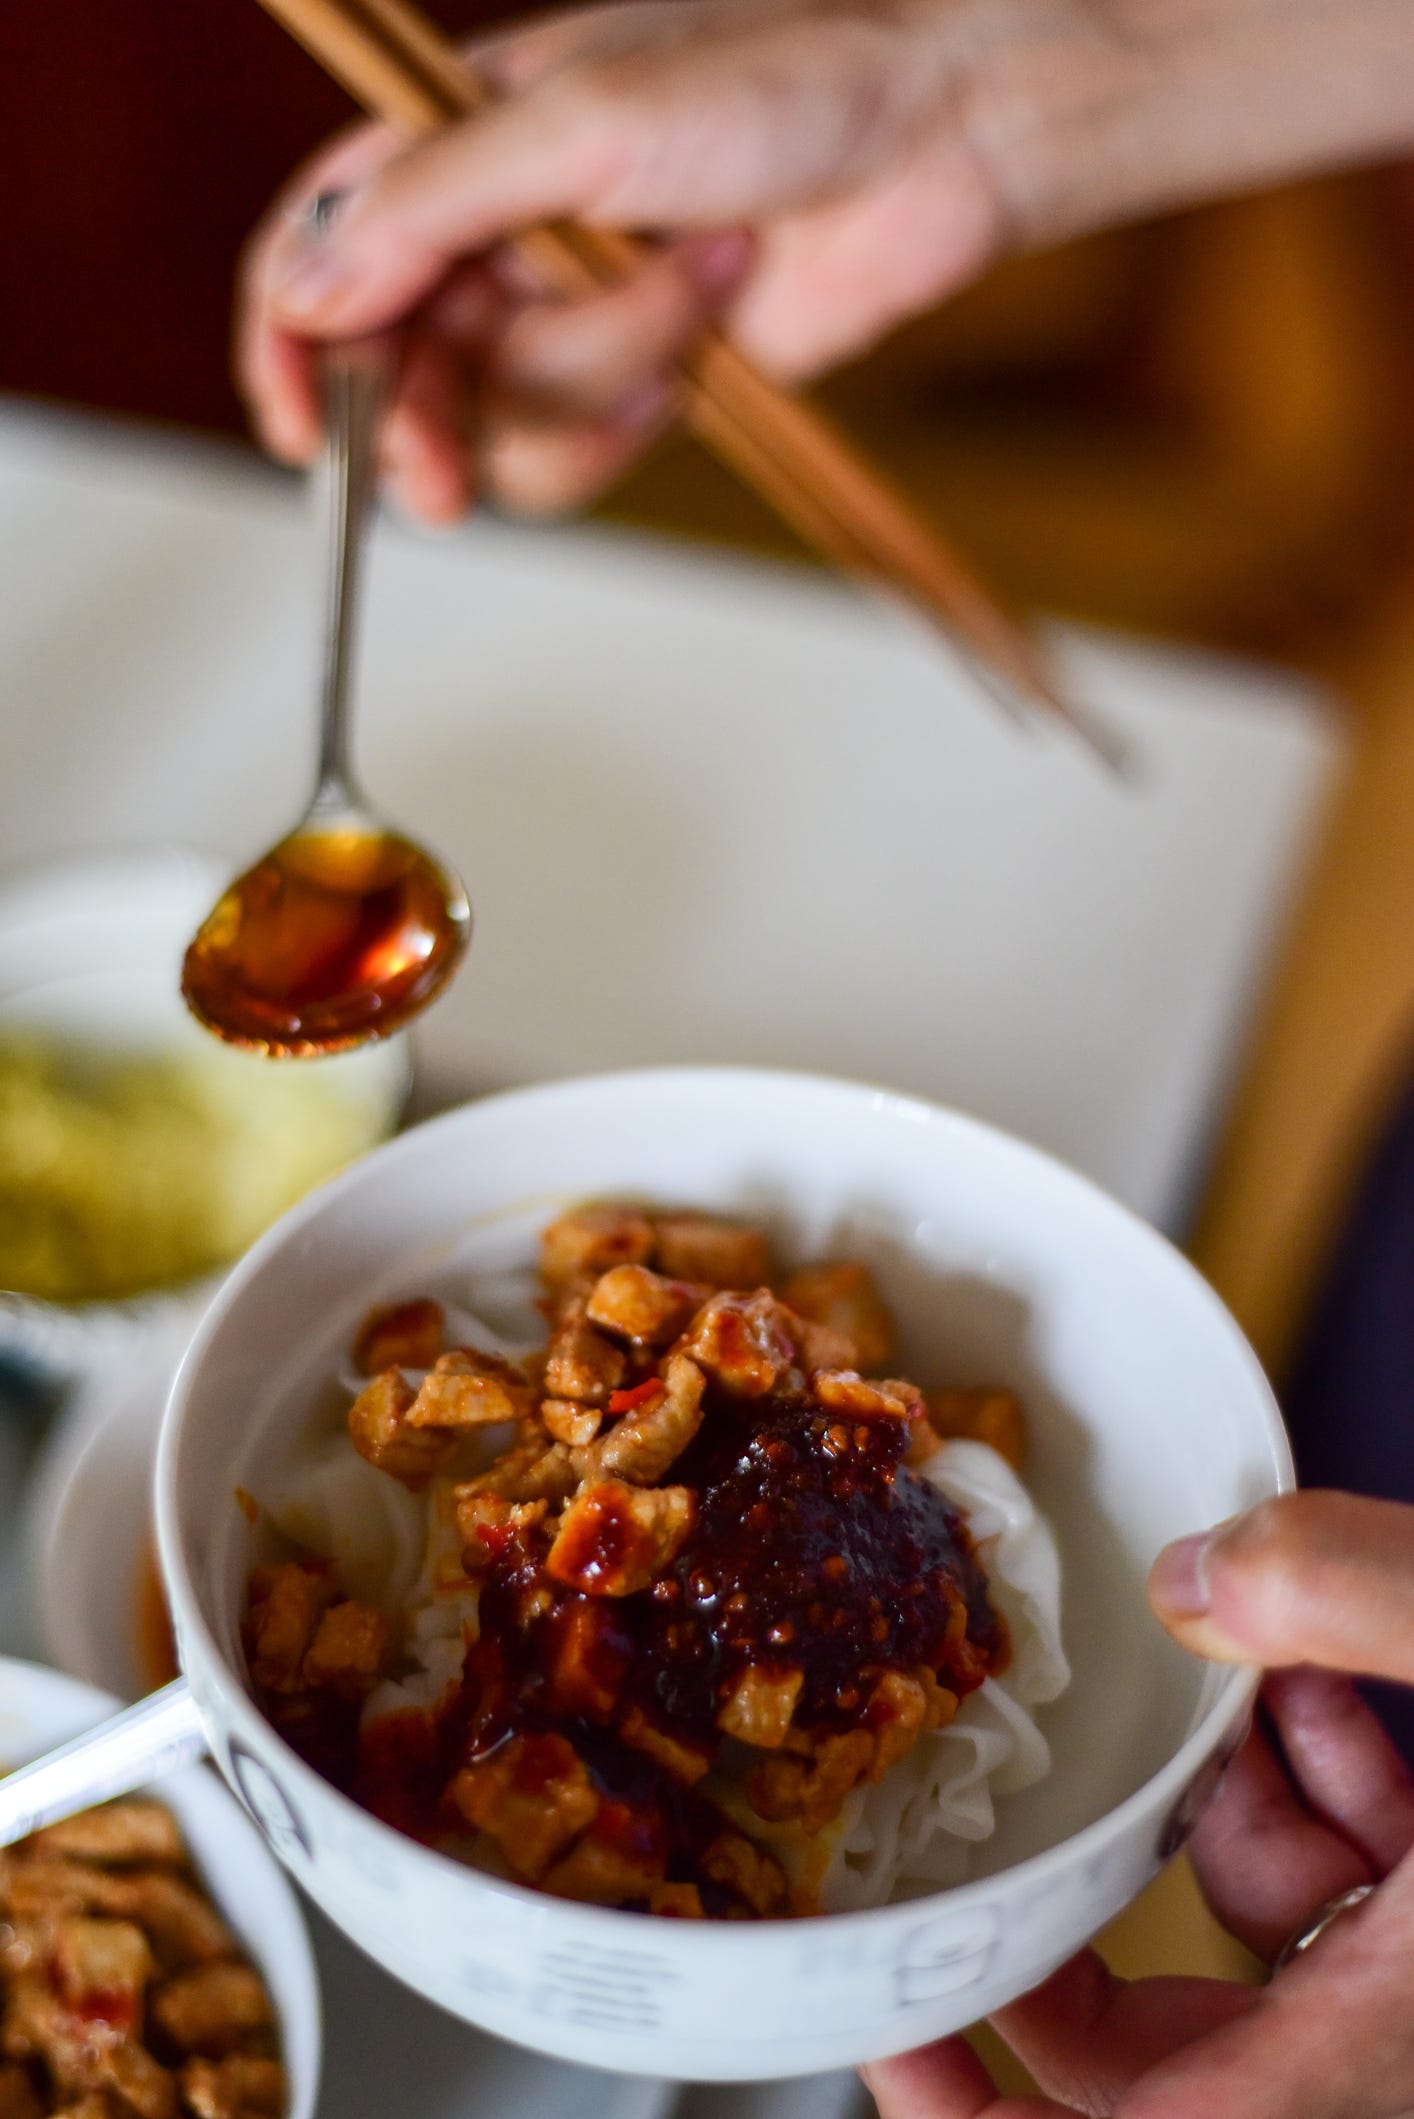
left=380, top=333, right=475, bottom=527
left=1261, top=1667, right=1414, bottom=1875
left=1187, top=1715, right=1373, bottom=1961
left=732, top=135, right=1004, bottom=380
left=492, top=228, right=751, bottom=419
left=863, top=2035, right=1075, bottom=2118
left=989, top=1948, right=1254, bottom=2110
left=471, top=1, right=724, bottom=95
left=480, top=386, right=675, bottom=519
left=263, top=12, right=947, bottom=335
left=238, top=320, right=322, bottom=465
left=236, top=118, right=407, bottom=456
left=1149, top=1491, right=1414, bottom=1684
left=1115, top=1872, right=1414, bottom=2119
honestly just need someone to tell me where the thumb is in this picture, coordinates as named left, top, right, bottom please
left=1148, top=1491, right=1414, bottom=1681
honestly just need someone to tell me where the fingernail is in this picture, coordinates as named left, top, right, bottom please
left=1149, top=1531, right=1216, bottom=1618
left=304, top=188, right=346, bottom=238
left=682, top=229, right=754, bottom=298
left=272, top=193, right=356, bottom=317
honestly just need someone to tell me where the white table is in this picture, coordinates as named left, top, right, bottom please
left=0, top=398, right=1343, bottom=1231
left=0, top=397, right=1345, bottom=2116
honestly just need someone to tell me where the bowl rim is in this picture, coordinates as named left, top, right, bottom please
left=157, top=1061, right=1292, bottom=1948
left=0, top=1652, right=323, bottom=2114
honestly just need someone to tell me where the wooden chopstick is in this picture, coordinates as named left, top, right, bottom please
left=258, top=0, right=1123, bottom=763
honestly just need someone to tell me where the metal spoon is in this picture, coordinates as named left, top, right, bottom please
left=182, top=340, right=471, bottom=1057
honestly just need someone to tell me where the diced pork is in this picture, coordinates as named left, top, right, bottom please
left=456, top=1493, right=547, bottom=1568
left=540, top=1207, right=655, bottom=1291
left=617, top=1708, right=711, bottom=1786
left=924, top=1388, right=1026, bottom=1469
left=538, top=1808, right=665, bottom=1906
left=781, top=1261, right=894, bottom=1372
left=593, top=1356, right=704, bottom=1486
left=406, top=1348, right=534, bottom=1431
left=451, top=1734, right=597, bottom=1882
left=715, top=1665, right=804, bottom=1750
left=540, top=1399, right=601, bottom=1447
left=241, top=1563, right=335, bottom=1694
left=352, top=1298, right=444, bottom=1377
left=542, top=1301, right=626, bottom=1406
left=700, top=1831, right=786, bottom=1918
left=647, top=1884, right=704, bottom=1919
left=301, top=1600, right=389, bottom=1699
left=150, top=1963, right=272, bottom=2058
left=746, top=1729, right=875, bottom=1835
left=347, top=1369, right=453, bottom=1489
left=51, top=1917, right=153, bottom=2025
left=813, top=1372, right=923, bottom=1422
left=546, top=1482, right=695, bottom=1597
left=454, top=1438, right=577, bottom=1509
left=585, top=1266, right=704, bottom=1348
left=180, top=2054, right=286, bottom=2119
left=31, top=1803, right=183, bottom=1872
left=652, top=1213, right=772, bottom=1290
left=683, top=1291, right=795, bottom=1398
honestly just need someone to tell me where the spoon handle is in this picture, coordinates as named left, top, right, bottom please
left=0, top=1678, right=207, bottom=1849
left=315, top=344, right=388, bottom=805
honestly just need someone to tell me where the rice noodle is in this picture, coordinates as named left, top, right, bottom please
left=826, top=1438, right=1069, bottom=1907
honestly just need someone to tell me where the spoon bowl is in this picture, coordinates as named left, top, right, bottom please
left=182, top=810, right=470, bottom=1057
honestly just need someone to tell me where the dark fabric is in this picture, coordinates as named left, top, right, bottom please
left=1282, top=1059, right=1414, bottom=1765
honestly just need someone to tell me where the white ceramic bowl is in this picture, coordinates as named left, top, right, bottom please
left=156, top=1067, right=1291, bottom=2080
left=0, top=1655, right=321, bottom=2117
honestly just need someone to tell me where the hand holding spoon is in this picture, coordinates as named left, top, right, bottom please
left=182, top=339, right=471, bottom=1057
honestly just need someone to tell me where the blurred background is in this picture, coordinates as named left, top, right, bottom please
left=6, top=0, right=1414, bottom=1384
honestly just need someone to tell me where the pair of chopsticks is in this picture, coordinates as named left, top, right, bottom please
left=257, top=0, right=1123, bottom=767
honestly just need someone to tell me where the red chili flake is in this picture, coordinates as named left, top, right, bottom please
left=74, top=1988, right=137, bottom=2031
left=607, top=1379, right=665, bottom=1416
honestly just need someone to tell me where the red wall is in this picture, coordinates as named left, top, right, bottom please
left=0, top=0, right=497, bottom=434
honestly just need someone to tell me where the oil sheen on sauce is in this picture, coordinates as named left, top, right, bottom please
left=181, top=825, right=468, bottom=1057
left=276, top=1388, right=1009, bottom=1906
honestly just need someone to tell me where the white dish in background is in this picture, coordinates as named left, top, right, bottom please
left=0, top=846, right=409, bottom=1389
left=30, top=1325, right=177, bottom=1699
left=0, top=1655, right=321, bottom=2119
left=156, top=1066, right=1291, bottom=2080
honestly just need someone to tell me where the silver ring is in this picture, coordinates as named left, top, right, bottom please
left=1272, top=1883, right=1375, bottom=1973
